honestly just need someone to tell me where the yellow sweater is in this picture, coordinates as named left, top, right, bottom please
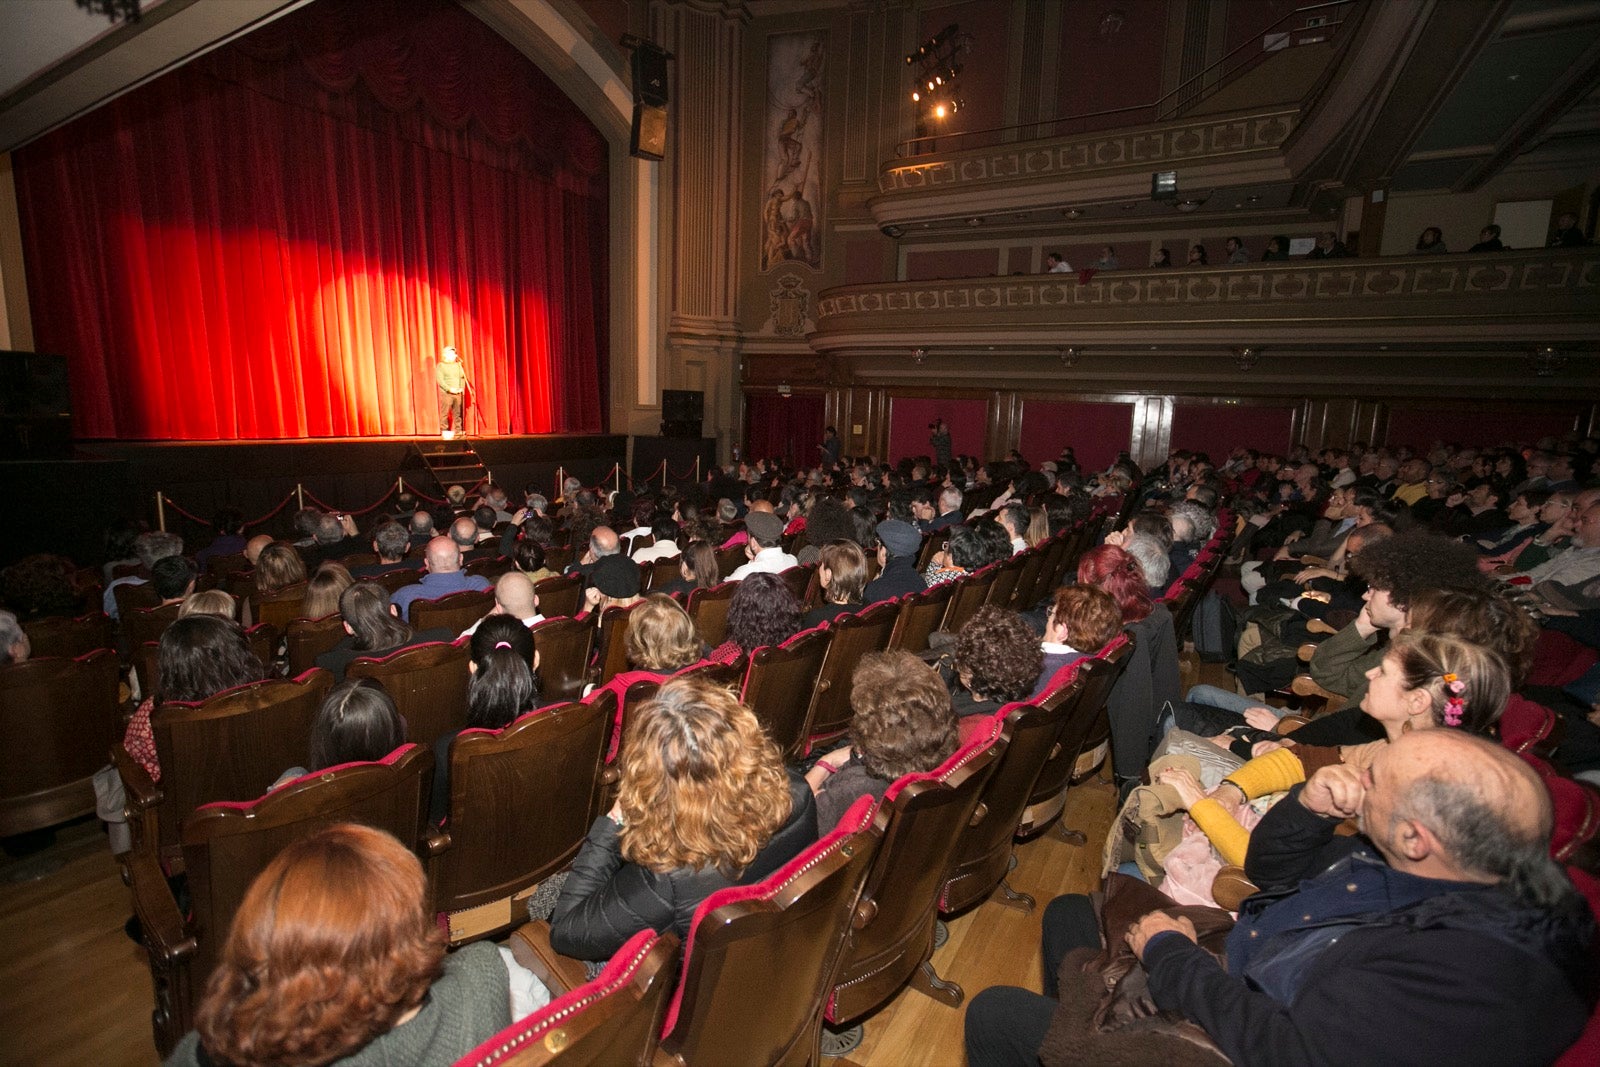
left=1187, top=747, right=1306, bottom=867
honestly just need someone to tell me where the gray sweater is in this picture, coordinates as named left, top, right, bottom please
left=165, top=941, right=510, bottom=1067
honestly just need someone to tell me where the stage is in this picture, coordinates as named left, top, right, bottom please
left=3, top=433, right=716, bottom=565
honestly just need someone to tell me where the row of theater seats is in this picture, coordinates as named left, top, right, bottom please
left=76, top=517, right=1119, bottom=1052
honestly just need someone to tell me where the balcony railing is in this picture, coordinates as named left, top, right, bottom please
left=810, top=248, right=1600, bottom=350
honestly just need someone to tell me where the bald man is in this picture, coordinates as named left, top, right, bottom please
left=390, top=534, right=491, bottom=622
left=967, top=730, right=1595, bottom=1067
left=459, top=572, right=543, bottom=637
left=244, top=533, right=273, bottom=565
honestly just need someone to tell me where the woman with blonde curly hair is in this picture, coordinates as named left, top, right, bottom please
left=584, top=593, right=708, bottom=761
left=168, top=823, right=542, bottom=1067
left=551, top=675, right=819, bottom=961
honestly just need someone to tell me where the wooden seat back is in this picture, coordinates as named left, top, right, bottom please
left=361, top=568, right=421, bottom=596
left=285, top=614, right=347, bottom=676
left=984, top=554, right=1026, bottom=613
left=203, top=553, right=250, bottom=579
left=534, top=573, right=584, bottom=621
left=466, top=556, right=514, bottom=582
left=940, top=566, right=998, bottom=635
left=429, top=699, right=610, bottom=943
left=825, top=721, right=1007, bottom=1025
left=457, top=929, right=679, bottom=1067
left=252, top=582, right=308, bottom=631
left=777, top=563, right=815, bottom=608
left=347, top=641, right=470, bottom=747
left=887, top=582, right=955, bottom=653
left=1008, top=545, right=1050, bottom=611
left=740, top=626, right=833, bottom=762
left=686, top=581, right=738, bottom=648
left=23, top=612, right=113, bottom=660
left=646, top=557, right=683, bottom=592
left=133, top=670, right=336, bottom=858
left=660, top=797, right=881, bottom=1067
left=125, top=602, right=183, bottom=652
left=150, top=746, right=433, bottom=1051
left=715, top=545, right=747, bottom=580
left=410, top=589, right=495, bottom=635
left=593, top=602, right=639, bottom=686
left=1017, top=634, right=1134, bottom=836
left=0, top=650, right=120, bottom=836
left=938, top=686, right=1081, bottom=915
left=541, top=545, right=574, bottom=573
left=804, top=600, right=899, bottom=750
left=113, top=580, right=161, bottom=619
left=528, top=616, right=595, bottom=702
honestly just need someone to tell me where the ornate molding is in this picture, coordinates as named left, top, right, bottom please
left=812, top=249, right=1600, bottom=350
left=878, top=108, right=1299, bottom=195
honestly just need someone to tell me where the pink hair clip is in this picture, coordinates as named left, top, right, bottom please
left=493, top=640, right=512, bottom=650
left=1441, top=672, right=1466, bottom=727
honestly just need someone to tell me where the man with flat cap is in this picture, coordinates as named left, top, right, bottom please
left=864, top=519, right=928, bottom=604
left=728, top=510, right=798, bottom=580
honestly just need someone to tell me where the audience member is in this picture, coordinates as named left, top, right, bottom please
left=549, top=676, right=819, bottom=960
left=390, top=536, right=492, bottom=622
left=727, top=511, right=798, bottom=579
left=430, top=616, right=539, bottom=822
left=709, top=572, right=801, bottom=664
left=804, top=650, right=959, bottom=830
left=1031, top=585, right=1122, bottom=697
left=316, top=582, right=454, bottom=681
left=864, top=520, right=927, bottom=604
left=803, top=540, right=867, bottom=628
left=300, top=561, right=354, bottom=620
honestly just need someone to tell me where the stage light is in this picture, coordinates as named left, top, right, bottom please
left=934, top=103, right=947, bottom=119
left=911, top=90, right=920, bottom=102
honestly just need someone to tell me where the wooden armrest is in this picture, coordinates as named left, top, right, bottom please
left=1297, top=555, right=1329, bottom=567
left=1304, top=618, right=1338, bottom=636
left=1275, top=714, right=1311, bottom=734
left=1210, top=865, right=1258, bottom=912
left=507, top=921, right=591, bottom=996
left=1294, top=643, right=1318, bottom=663
left=1290, top=675, right=1338, bottom=702
left=112, top=743, right=162, bottom=813
left=425, top=827, right=452, bottom=857
left=126, top=845, right=196, bottom=966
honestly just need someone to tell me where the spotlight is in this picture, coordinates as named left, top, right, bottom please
left=911, top=91, right=920, bottom=102
left=934, top=103, right=947, bottom=119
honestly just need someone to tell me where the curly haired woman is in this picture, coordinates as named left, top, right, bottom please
left=707, top=571, right=802, bottom=665
left=168, top=823, right=543, bottom=1067
left=550, top=676, right=819, bottom=960
left=805, top=650, right=960, bottom=830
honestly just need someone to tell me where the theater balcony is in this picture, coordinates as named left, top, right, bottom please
left=802, top=248, right=1600, bottom=398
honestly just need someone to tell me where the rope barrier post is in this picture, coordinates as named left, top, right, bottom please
left=397, top=476, right=403, bottom=496
left=156, top=492, right=166, bottom=533
left=296, top=483, right=304, bottom=510
left=556, top=466, right=564, bottom=501
left=661, top=458, right=667, bottom=489
left=695, top=456, right=701, bottom=483
left=615, top=464, right=621, bottom=495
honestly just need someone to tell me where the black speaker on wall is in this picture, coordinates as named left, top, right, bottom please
left=660, top=389, right=703, bottom=439
left=631, top=44, right=670, bottom=107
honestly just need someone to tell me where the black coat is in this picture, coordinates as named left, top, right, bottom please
left=549, top=770, right=819, bottom=960
left=863, top=557, right=926, bottom=605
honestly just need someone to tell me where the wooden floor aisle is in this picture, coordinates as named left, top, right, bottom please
left=0, top=776, right=1117, bottom=1067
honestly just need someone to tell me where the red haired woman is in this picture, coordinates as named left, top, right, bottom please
left=168, top=823, right=543, bottom=1066
left=1077, top=544, right=1182, bottom=789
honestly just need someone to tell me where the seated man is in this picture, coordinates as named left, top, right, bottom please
left=459, top=571, right=543, bottom=637
left=390, top=536, right=492, bottom=623
left=965, top=730, right=1595, bottom=1067
left=863, top=519, right=926, bottom=604
left=727, top=511, right=797, bottom=580
left=348, top=519, right=417, bottom=579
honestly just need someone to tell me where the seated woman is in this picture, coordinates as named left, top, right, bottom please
left=802, top=540, right=867, bottom=628
left=123, top=614, right=265, bottom=783
left=1160, top=631, right=1510, bottom=873
left=167, top=823, right=543, bottom=1067
left=951, top=606, right=1045, bottom=720
left=708, top=572, right=802, bottom=664
left=315, top=582, right=455, bottom=682
left=430, top=616, right=540, bottom=822
left=805, top=650, right=959, bottom=829
left=549, top=676, right=819, bottom=960
left=300, top=560, right=353, bottom=620
left=585, top=594, right=707, bottom=757
left=1031, top=584, right=1123, bottom=698
left=253, top=541, right=307, bottom=598
left=276, top=677, right=407, bottom=788
left=652, top=539, right=718, bottom=599
left=511, top=538, right=554, bottom=585
left=1078, top=544, right=1182, bottom=788
left=177, top=588, right=237, bottom=621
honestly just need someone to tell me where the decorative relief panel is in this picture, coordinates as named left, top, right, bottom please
left=881, top=110, right=1300, bottom=193
left=813, top=250, right=1600, bottom=324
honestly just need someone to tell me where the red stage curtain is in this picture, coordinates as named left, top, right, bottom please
left=746, top=393, right=825, bottom=467
left=13, top=0, right=607, bottom=440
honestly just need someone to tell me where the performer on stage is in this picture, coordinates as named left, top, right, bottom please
left=436, top=345, right=467, bottom=439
